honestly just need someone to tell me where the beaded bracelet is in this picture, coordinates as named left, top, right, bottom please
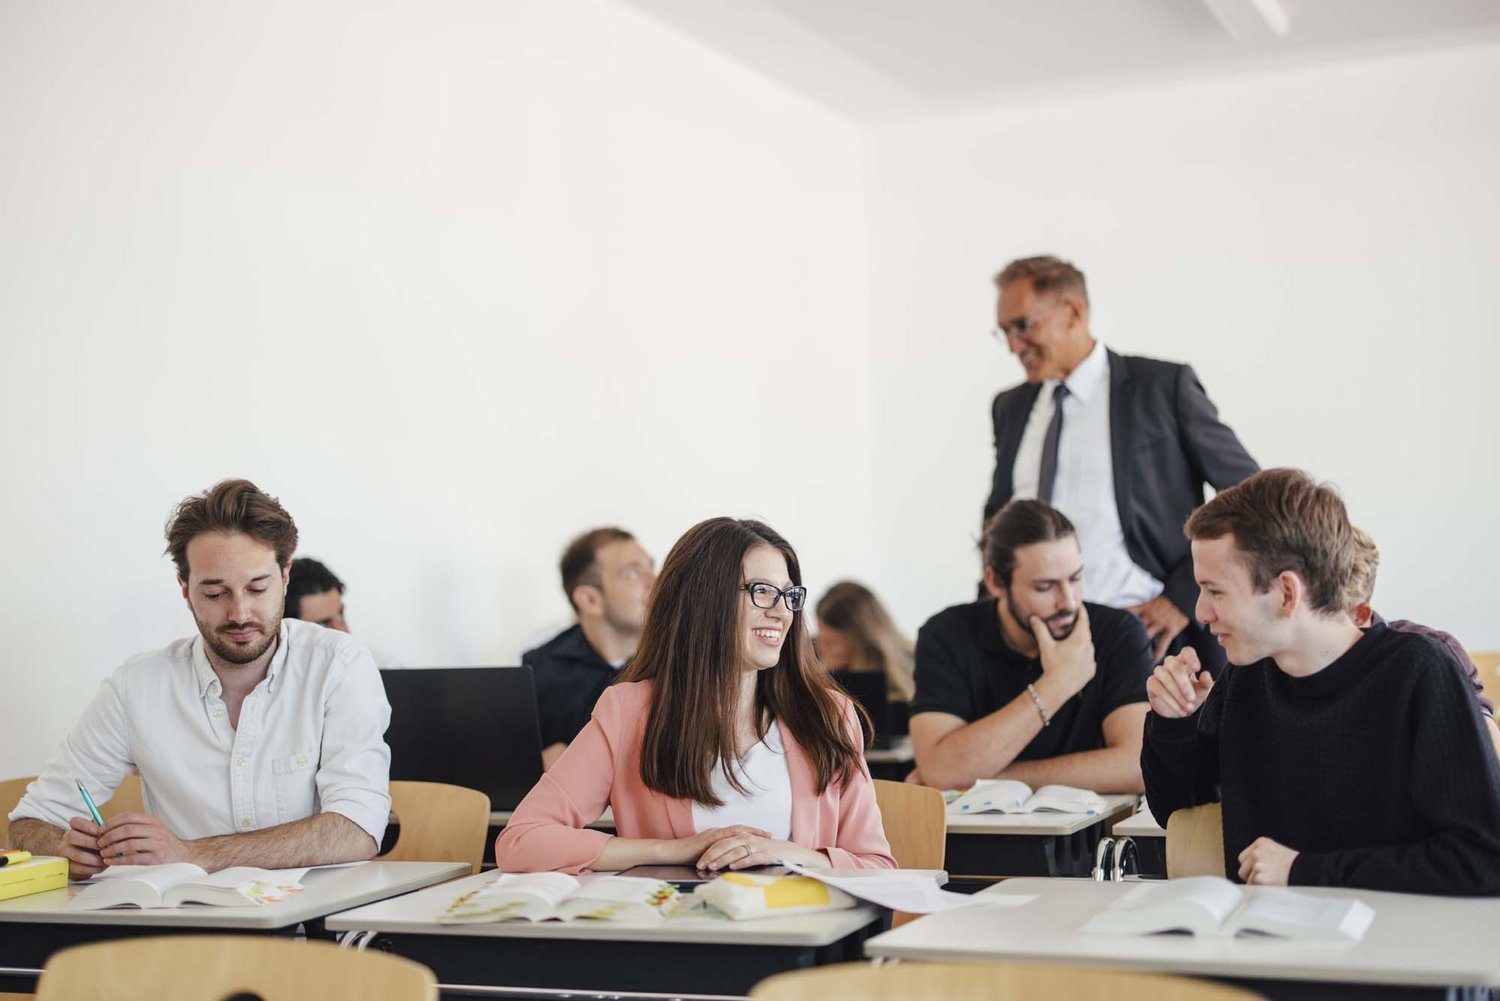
left=1026, top=682, right=1051, bottom=727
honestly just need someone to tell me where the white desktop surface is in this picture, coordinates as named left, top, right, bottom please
left=946, top=794, right=1138, bottom=836
left=865, top=877, right=1500, bottom=988
left=0, top=861, right=469, bottom=931
left=327, top=869, right=907, bottom=947
left=1111, top=806, right=1166, bottom=838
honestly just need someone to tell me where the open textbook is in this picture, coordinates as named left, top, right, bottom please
left=946, top=780, right=1106, bottom=816
left=442, top=873, right=682, bottom=923
left=778, top=862, right=1032, bottom=915
left=68, top=864, right=307, bottom=910
left=1080, top=876, right=1375, bottom=942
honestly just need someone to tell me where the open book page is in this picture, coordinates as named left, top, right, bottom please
left=1024, top=785, right=1107, bottom=814
left=1227, top=889, right=1376, bottom=942
left=443, top=872, right=580, bottom=923
left=165, top=867, right=309, bottom=906
left=781, top=862, right=1033, bottom=914
left=70, top=864, right=309, bottom=909
left=1081, top=876, right=1244, bottom=936
left=552, top=876, right=681, bottom=921
left=945, top=779, right=1032, bottom=814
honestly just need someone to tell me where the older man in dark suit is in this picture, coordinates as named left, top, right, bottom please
left=983, top=256, right=1257, bottom=673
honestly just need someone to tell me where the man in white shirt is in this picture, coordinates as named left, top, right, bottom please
left=983, top=255, right=1259, bottom=673
left=8, top=479, right=391, bottom=878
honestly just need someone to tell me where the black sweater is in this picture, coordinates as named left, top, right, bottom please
left=1142, top=624, right=1500, bottom=896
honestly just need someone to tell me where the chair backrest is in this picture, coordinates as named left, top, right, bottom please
left=0, top=776, right=37, bottom=847
left=1166, top=802, right=1226, bottom=879
left=872, top=779, right=945, bottom=870
left=380, top=780, right=491, bottom=875
left=102, top=773, right=145, bottom=819
left=750, top=960, right=1264, bottom=1000
left=1472, top=650, right=1499, bottom=696
left=37, top=934, right=436, bottom=1001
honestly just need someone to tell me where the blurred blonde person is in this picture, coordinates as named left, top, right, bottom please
left=1344, top=527, right=1499, bottom=759
left=816, top=582, right=915, bottom=702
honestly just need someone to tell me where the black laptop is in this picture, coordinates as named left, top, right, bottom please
left=831, top=669, right=895, bottom=751
left=380, top=666, right=545, bottom=811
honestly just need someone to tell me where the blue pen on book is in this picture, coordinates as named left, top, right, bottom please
left=76, top=779, right=105, bottom=827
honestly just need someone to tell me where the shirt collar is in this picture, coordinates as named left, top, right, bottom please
left=1056, top=339, right=1108, bottom=405
left=191, top=619, right=291, bottom=699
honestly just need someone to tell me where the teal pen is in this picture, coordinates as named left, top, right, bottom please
left=76, top=779, right=105, bottom=827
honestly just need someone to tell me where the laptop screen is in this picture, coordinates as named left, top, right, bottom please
left=379, top=666, right=545, bottom=811
left=831, top=668, right=892, bottom=749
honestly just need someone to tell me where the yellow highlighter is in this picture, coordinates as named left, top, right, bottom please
left=0, top=850, right=33, bottom=867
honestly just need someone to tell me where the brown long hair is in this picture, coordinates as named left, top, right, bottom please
left=619, top=517, right=866, bottom=806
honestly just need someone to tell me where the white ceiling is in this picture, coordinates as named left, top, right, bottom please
left=617, top=0, right=1500, bottom=119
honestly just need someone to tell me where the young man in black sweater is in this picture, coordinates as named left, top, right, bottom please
left=1142, top=468, right=1500, bottom=895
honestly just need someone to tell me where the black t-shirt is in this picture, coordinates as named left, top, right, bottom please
left=911, top=599, right=1152, bottom=759
left=522, top=624, right=621, bottom=747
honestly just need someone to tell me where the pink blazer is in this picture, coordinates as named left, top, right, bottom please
left=495, top=681, right=897, bottom=873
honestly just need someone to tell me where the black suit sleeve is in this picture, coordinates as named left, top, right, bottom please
left=1161, top=365, right=1260, bottom=613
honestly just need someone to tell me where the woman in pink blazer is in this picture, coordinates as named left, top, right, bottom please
left=497, top=517, right=896, bottom=874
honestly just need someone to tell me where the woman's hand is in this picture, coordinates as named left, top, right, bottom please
left=695, top=831, right=828, bottom=871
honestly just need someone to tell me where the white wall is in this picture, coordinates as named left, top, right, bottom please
left=863, top=42, right=1500, bottom=648
left=0, top=0, right=874, bottom=776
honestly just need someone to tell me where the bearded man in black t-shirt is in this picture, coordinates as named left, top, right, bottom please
left=910, top=500, right=1153, bottom=793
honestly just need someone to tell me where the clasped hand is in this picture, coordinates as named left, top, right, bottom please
left=64, top=812, right=194, bottom=877
left=1238, top=836, right=1298, bottom=885
left=1146, top=647, right=1214, bottom=718
left=688, top=825, right=791, bottom=872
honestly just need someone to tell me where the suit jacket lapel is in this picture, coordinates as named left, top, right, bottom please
left=1107, top=350, right=1133, bottom=524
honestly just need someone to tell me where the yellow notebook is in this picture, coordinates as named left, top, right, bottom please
left=0, top=856, right=68, bottom=901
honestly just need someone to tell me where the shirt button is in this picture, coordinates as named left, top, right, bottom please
left=213, top=710, right=224, bottom=718
left=241, top=819, right=252, bottom=828
left=236, top=759, right=246, bottom=768
left=297, top=757, right=307, bottom=766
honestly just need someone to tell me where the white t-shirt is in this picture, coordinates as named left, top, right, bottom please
left=690, top=721, right=793, bottom=841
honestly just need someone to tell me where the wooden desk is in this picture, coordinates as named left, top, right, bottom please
left=865, top=877, right=1500, bottom=999
left=327, top=869, right=927, bottom=997
left=0, top=861, right=468, bottom=993
left=945, top=794, right=1138, bottom=882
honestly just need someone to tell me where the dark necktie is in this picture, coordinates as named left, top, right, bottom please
left=1037, top=383, right=1070, bottom=505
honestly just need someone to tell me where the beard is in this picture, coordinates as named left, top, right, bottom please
left=1006, top=593, right=1079, bottom=642
left=196, top=613, right=281, bottom=665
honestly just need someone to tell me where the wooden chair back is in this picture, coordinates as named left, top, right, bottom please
left=36, top=935, right=436, bottom=1000
left=102, top=773, right=145, bottom=819
left=0, top=776, right=36, bottom=847
left=751, top=960, right=1264, bottom=1000
left=380, top=780, right=491, bottom=875
left=1166, top=802, right=1226, bottom=879
left=1473, top=650, right=1499, bottom=697
left=872, top=779, right=945, bottom=870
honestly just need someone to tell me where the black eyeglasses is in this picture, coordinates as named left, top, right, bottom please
left=741, top=582, right=807, bottom=612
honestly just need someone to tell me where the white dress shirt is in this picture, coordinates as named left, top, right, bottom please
left=11, top=618, right=392, bottom=844
left=690, top=721, right=793, bottom=841
left=1011, top=340, right=1164, bottom=608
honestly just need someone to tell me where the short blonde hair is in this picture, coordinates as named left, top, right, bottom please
left=1344, top=526, right=1379, bottom=610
